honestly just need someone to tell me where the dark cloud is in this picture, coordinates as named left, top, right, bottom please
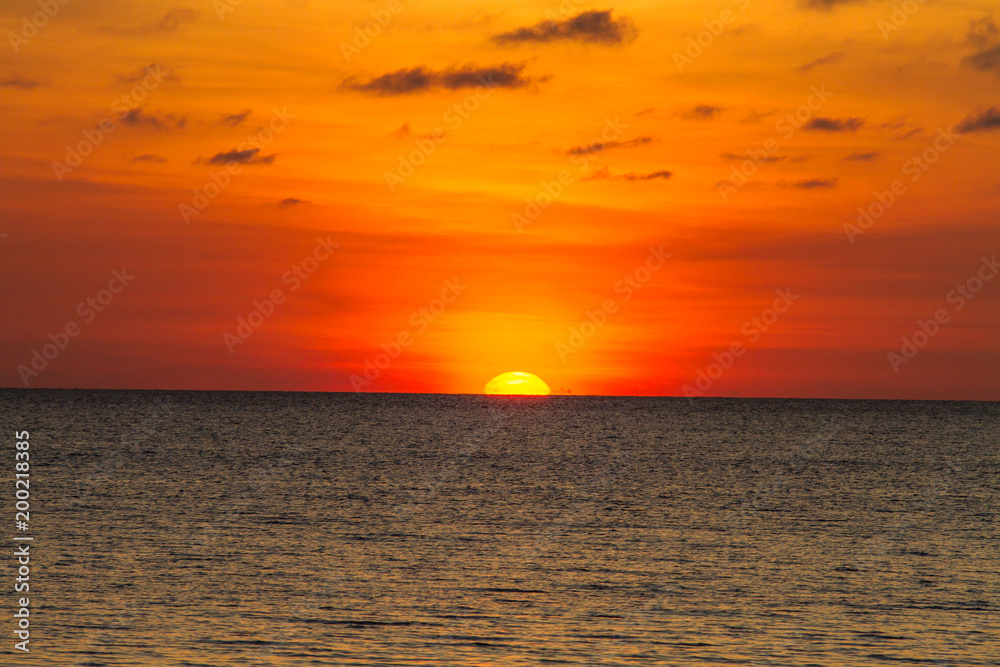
left=780, top=177, right=839, bottom=189
left=567, top=136, right=652, bottom=156
left=343, top=62, right=543, bottom=95
left=583, top=167, right=672, bottom=181
left=805, top=117, right=864, bottom=132
left=117, top=108, right=185, bottom=130
left=956, top=107, right=1000, bottom=133
left=0, top=77, right=42, bottom=90
left=492, top=10, right=637, bottom=45
left=131, top=154, right=167, bottom=163
left=202, top=148, right=276, bottom=165
left=278, top=198, right=310, bottom=208
left=219, top=109, right=251, bottom=127
left=797, top=51, right=845, bottom=73
left=962, top=16, right=1000, bottom=74
left=684, top=105, right=721, bottom=120
left=100, top=8, right=197, bottom=35
left=964, top=45, right=1000, bottom=74
left=798, top=0, right=867, bottom=9
left=843, top=151, right=879, bottom=161
left=967, top=15, right=999, bottom=48
left=721, top=152, right=785, bottom=163
left=120, top=108, right=163, bottom=128
left=117, top=63, right=179, bottom=85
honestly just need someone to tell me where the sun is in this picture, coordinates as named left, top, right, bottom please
left=483, top=371, right=551, bottom=396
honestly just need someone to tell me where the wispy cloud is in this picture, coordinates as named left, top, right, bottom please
left=583, top=167, right=672, bottom=181
left=0, top=77, right=42, bottom=90
left=118, top=108, right=185, bottom=130
left=798, top=0, right=867, bottom=9
left=805, top=117, right=864, bottom=132
left=963, top=16, right=1000, bottom=75
left=219, top=109, right=251, bottom=127
left=797, top=51, right=845, bottom=73
left=567, top=136, right=652, bottom=156
left=684, top=105, right=721, bottom=120
left=200, top=148, right=276, bottom=165
left=343, top=62, right=544, bottom=95
left=843, top=151, right=879, bottom=161
left=956, top=107, right=1000, bottom=133
left=779, top=177, right=839, bottom=189
left=100, top=8, right=198, bottom=36
left=116, top=63, right=179, bottom=85
left=278, top=197, right=310, bottom=208
left=721, top=152, right=785, bottom=163
left=131, top=154, right=167, bottom=163
left=492, top=10, right=637, bottom=45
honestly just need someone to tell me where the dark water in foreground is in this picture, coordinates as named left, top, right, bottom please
left=3, top=390, right=999, bottom=666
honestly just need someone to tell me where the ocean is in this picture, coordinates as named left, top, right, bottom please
left=3, top=390, right=998, bottom=665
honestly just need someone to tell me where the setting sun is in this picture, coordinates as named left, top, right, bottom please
left=483, top=372, right=551, bottom=396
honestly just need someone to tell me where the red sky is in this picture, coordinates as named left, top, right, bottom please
left=2, top=0, right=999, bottom=398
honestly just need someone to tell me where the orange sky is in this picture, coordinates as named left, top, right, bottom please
left=1, top=0, right=999, bottom=398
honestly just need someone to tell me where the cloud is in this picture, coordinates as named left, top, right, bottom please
left=100, top=8, right=198, bottom=35
left=583, top=167, right=672, bottom=181
left=0, top=77, right=42, bottom=90
left=843, top=151, right=879, bottom=161
left=797, top=51, right=845, bottom=73
left=721, top=152, right=785, bottom=163
left=388, top=123, right=411, bottom=138
left=120, top=108, right=162, bottom=128
left=343, top=62, right=543, bottom=95
left=965, top=45, right=1000, bottom=74
left=962, top=16, right=1000, bottom=74
left=684, top=105, right=721, bottom=120
left=117, top=108, right=185, bottom=130
left=567, top=136, right=652, bottom=156
left=804, top=117, right=864, bottom=132
left=117, top=63, right=179, bottom=85
left=278, top=198, right=310, bottom=208
left=798, top=0, right=867, bottom=9
left=131, top=154, right=167, bottom=163
left=956, top=107, right=1000, bottom=133
left=741, top=109, right=776, bottom=123
left=967, top=15, right=999, bottom=48
left=779, top=177, right=839, bottom=189
left=492, top=10, right=637, bottom=45
left=202, top=148, right=276, bottom=165
left=219, top=109, right=251, bottom=127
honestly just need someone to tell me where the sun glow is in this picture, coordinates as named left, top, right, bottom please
left=483, top=372, right=551, bottom=396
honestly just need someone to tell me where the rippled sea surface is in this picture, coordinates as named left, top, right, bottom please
left=3, top=390, right=999, bottom=665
